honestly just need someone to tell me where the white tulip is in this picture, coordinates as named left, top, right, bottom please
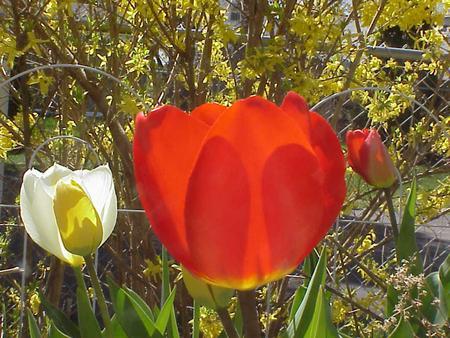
left=20, top=163, right=117, bottom=265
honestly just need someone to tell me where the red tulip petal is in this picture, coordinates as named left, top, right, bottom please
left=184, top=137, right=251, bottom=285
left=309, top=112, right=346, bottom=227
left=133, top=106, right=209, bottom=263
left=346, top=129, right=369, bottom=168
left=191, top=103, right=227, bottom=126
left=262, top=144, right=325, bottom=280
left=346, top=129, right=370, bottom=180
left=184, top=96, right=325, bottom=289
left=281, top=92, right=346, bottom=228
left=280, top=91, right=311, bottom=139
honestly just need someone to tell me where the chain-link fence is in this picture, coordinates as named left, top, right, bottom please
left=0, top=65, right=448, bottom=336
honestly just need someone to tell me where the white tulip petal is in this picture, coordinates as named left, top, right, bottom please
left=20, top=163, right=116, bottom=262
left=20, top=168, right=83, bottom=266
left=74, top=165, right=112, bottom=215
left=99, top=186, right=117, bottom=245
left=74, top=165, right=117, bottom=245
left=40, top=163, right=72, bottom=197
left=20, top=171, right=52, bottom=247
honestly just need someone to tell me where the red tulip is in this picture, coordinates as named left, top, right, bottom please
left=346, top=129, right=397, bottom=188
left=133, top=92, right=346, bottom=290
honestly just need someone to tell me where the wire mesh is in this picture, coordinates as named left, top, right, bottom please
left=0, top=66, right=448, bottom=336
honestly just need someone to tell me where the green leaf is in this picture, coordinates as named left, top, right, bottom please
left=152, top=306, right=160, bottom=318
left=107, top=315, right=128, bottom=338
left=388, top=179, right=423, bottom=317
left=161, top=246, right=180, bottom=338
left=76, top=285, right=103, bottom=338
left=395, top=178, right=423, bottom=275
left=38, top=291, right=80, bottom=338
left=286, top=248, right=338, bottom=338
left=422, top=272, right=446, bottom=325
left=107, top=277, right=161, bottom=338
left=426, top=272, right=440, bottom=298
left=289, top=286, right=307, bottom=322
left=233, top=302, right=243, bottom=336
left=438, top=254, right=450, bottom=319
left=303, top=286, right=339, bottom=338
left=27, top=309, right=41, bottom=338
left=288, top=252, right=318, bottom=321
left=48, top=322, right=71, bottom=338
left=388, top=317, right=415, bottom=338
left=303, top=250, right=319, bottom=279
left=121, top=284, right=155, bottom=322
left=386, top=284, right=399, bottom=317
left=155, top=287, right=177, bottom=334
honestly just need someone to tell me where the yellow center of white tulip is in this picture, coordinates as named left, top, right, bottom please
left=53, top=179, right=103, bottom=257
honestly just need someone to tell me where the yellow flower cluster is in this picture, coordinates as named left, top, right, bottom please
left=0, top=115, right=18, bottom=159
left=198, top=307, right=223, bottom=338
left=332, top=297, right=351, bottom=324
left=353, top=231, right=391, bottom=282
left=290, top=8, right=343, bottom=55
left=361, top=0, right=444, bottom=31
left=355, top=230, right=376, bottom=255
left=0, top=128, right=15, bottom=159
left=417, top=177, right=450, bottom=222
left=143, top=258, right=162, bottom=281
left=29, top=293, right=41, bottom=315
left=0, top=28, right=22, bottom=67
left=27, top=72, right=54, bottom=96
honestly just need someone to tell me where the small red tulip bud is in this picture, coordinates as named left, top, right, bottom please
left=346, top=129, right=397, bottom=188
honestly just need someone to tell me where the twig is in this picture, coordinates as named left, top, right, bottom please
left=156, top=53, right=180, bottom=105
left=291, top=272, right=385, bottom=322
left=330, top=0, right=388, bottom=128
left=324, top=284, right=384, bottom=322
left=216, top=307, right=239, bottom=338
left=337, top=243, right=362, bottom=336
left=329, top=237, right=387, bottom=290
left=238, top=290, right=261, bottom=338
left=268, top=279, right=289, bottom=337
left=0, top=267, right=23, bottom=276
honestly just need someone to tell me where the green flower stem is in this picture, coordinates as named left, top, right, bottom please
left=238, top=290, right=261, bottom=338
left=73, top=265, right=88, bottom=293
left=84, top=255, right=113, bottom=337
left=216, top=307, right=239, bottom=338
left=161, top=246, right=170, bottom=306
left=161, top=246, right=180, bottom=338
left=192, top=301, right=200, bottom=338
left=383, top=188, right=399, bottom=241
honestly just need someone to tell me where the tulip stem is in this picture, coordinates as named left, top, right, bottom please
left=73, top=266, right=88, bottom=291
left=216, top=307, right=239, bottom=338
left=383, top=188, right=399, bottom=241
left=84, top=255, right=113, bottom=337
left=161, top=246, right=170, bottom=306
left=238, top=290, right=261, bottom=338
left=192, top=301, right=200, bottom=338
